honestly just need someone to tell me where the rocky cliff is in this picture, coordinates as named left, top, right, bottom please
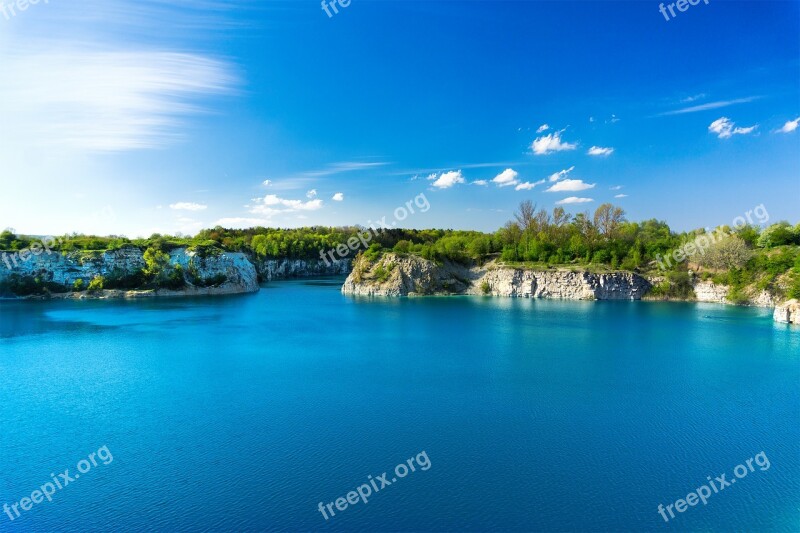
left=773, top=300, right=800, bottom=324
left=0, top=246, right=259, bottom=298
left=254, top=258, right=351, bottom=281
left=691, top=280, right=777, bottom=307
left=341, top=253, right=651, bottom=300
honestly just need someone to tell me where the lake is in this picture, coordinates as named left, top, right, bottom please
left=1, top=278, right=798, bottom=531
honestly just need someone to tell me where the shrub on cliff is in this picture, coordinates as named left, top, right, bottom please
left=87, top=276, right=105, bottom=292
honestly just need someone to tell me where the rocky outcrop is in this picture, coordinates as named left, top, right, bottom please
left=0, top=246, right=258, bottom=298
left=693, top=280, right=730, bottom=304
left=774, top=300, right=800, bottom=324
left=341, top=253, right=651, bottom=300
left=254, top=258, right=351, bottom=281
left=692, top=280, right=777, bottom=308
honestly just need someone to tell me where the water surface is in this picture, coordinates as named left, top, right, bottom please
left=1, top=279, right=798, bottom=531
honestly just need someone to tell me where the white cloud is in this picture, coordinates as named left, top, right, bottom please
left=254, top=194, right=323, bottom=213
left=430, top=170, right=465, bottom=189
left=546, top=179, right=595, bottom=193
left=332, top=192, right=344, bottom=201
left=532, top=130, right=577, bottom=155
left=778, top=117, right=800, bottom=133
left=300, top=161, right=388, bottom=178
left=169, top=202, right=207, bottom=211
left=708, top=117, right=757, bottom=139
left=587, top=146, right=614, bottom=156
left=548, top=166, right=575, bottom=182
left=614, top=194, right=628, bottom=198
left=609, top=185, right=623, bottom=191
left=658, top=96, right=760, bottom=116
left=306, top=189, right=318, bottom=199
left=681, top=93, right=706, bottom=103
left=537, top=124, right=550, bottom=133
left=0, top=49, right=239, bottom=152
left=472, top=180, right=489, bottom=186
left=515, top=179, right=545, bottom=191
left=215, top=217, right=270, bottom=228
left=492, top=168, right=519, bottom=187
left=262, top=180, right=272, bottom=187
left=556, top=197, right=594, bottom=205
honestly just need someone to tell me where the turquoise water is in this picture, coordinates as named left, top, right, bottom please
left=1, top=278, right=798, bottom=532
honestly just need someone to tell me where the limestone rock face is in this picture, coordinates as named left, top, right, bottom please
left=773, top=299, right=800, bottom=324
left=255, top=258, right=351, bottom=281
left=341, top=253, right=651, bottom=300
left=693, top=281, right=730, bottom=304
left=691, top=280, right=777, bottom=308
left=0, top=246, right=259, bottom=297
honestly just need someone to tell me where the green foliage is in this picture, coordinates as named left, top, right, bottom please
left=757, top=222, right=800, bottom=248
left=143, top=247, right=170, bottom=278
left=393, top=240, right=411, bottom=254
left=73, top=279, right=85, bottom=291
left=788, top=273, right=800, bottom=300
left=0, top=275, right=69, bottom=297
left=87, top=276, right=105, bottom=292
left=648, top=270, right=694, bottom=299
left=374, top=265, right=390, bottom=283
left=480, top=281, right=491, bottom=295
left=363, top=244, right=383, bottom=262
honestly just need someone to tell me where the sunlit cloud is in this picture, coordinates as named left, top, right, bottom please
left=556, top=197, right=594, bottom=205
left=546, top=179, right=595, bottom=193
left=531, top=130, right=577, bottom=155
left=170, top=202, right=208, bottom=211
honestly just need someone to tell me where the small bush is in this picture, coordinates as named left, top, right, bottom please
left=87, top=276, right=105, bottom=292
left=374, top=265, right=390, bottom=283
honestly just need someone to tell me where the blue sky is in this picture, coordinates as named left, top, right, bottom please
left=0, top=0, right=798, bottom=237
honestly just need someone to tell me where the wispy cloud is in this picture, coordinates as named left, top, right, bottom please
left=556, top=197, right=594, bottom=205
left=332, top=192, right=344, bottom=201
left=708, top=117, right=757, bottom=139
left=515, top=179, right=545, bottom=191
left=777, top=117, right=800, bottom=133
left=0, top=49, right=239, bottom=152
left=170, top=202, right=208, bottom=211
left=656, top=96, right=761, bottom=116
left=214, top=217, right=270, bottom=228
left=614, top=194, right=628, bottom=198
left=681, top=93, right=706, bottom=104
left=393, top=161, right=516, bottom=177
left=299, top=161, right=389, bottom=178
left=587, top=146, right=614, bottom=156
left=248, top=194, right=323, bottom=216
left=546, top=179, right=595, bottom=193
left=548, top=166, right=575, bottom=182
